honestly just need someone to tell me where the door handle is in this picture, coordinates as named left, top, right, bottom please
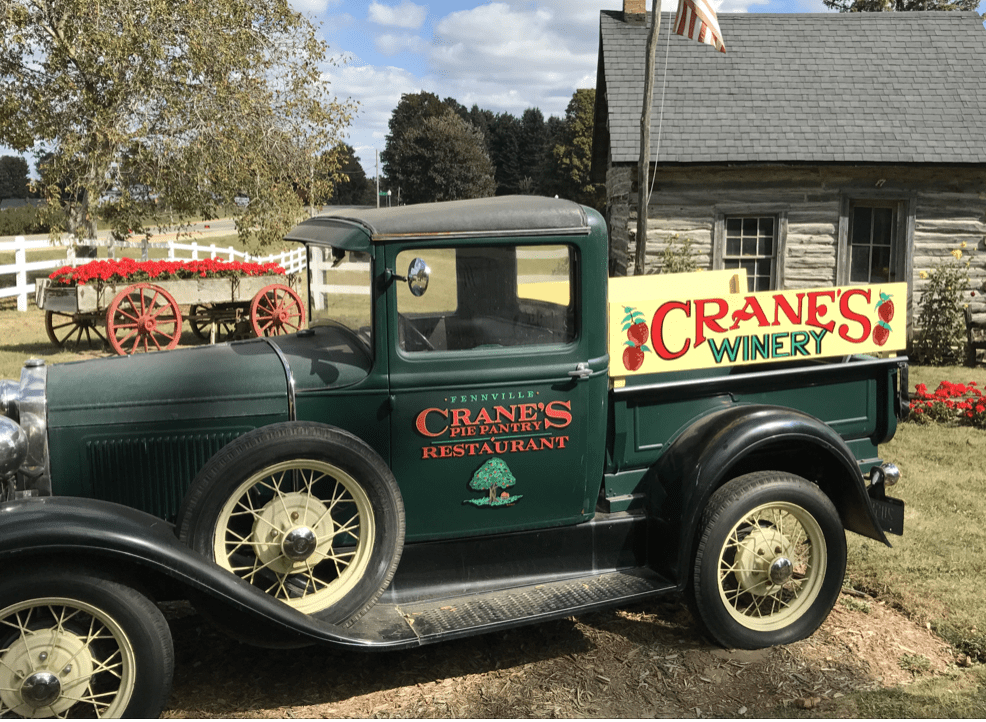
left=568, top=362, right=592, bottom=380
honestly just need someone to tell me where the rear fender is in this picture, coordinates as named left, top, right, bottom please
left=0, top=497, right=402, bottom=651
left=650, top=404, right=888, bottom=581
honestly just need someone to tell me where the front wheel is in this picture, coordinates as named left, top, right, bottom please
left=0, top=565, right=174, bottom=718
left=177, top=422, right=405, bottom=625
left=692, top=472, right=847, bottom=649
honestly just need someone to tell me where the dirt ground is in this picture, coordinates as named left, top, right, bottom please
left=160, top=590, right=957, bottom=719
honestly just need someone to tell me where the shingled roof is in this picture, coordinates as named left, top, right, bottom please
left=593, top=11, right=986, bottom=170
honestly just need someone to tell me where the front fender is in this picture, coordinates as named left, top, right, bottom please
left=651, top=404, right=889, bottom=581
left=0, top=497, right=405, bottom=651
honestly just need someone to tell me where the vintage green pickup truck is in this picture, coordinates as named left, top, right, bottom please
left=0, top=196, right=906, bottom=717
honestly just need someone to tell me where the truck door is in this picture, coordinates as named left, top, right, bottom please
left=386, top=239, right=608, bottom=542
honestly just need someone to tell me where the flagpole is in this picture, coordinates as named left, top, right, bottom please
left=635, top=1, right=661, bottom=276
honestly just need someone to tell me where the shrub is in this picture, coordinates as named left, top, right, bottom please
left=913, top=252, right=969, bottom=365
left=657, top=234, right=697, bottom=274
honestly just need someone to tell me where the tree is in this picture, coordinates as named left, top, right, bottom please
left=380, top=91, right=448, bottom=191
left=0, top=155, right=28, bottom=199
left=464, top=457, right=522, bottom=507
left=549, top=89, right=604, bottom=210
left=823, top=0, right=977, bottom=10
left=0, top=0, right=355, bottom=250
left=394, top=110, right=496, bottom=204
left=518, top=108, right=547, bottom=195
left=488, top=113, right=523, bottom=196
left=328, top=144, right=374, bottom=206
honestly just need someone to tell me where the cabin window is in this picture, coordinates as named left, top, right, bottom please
left=395, top=244, right=576, bottom=353
left=849, top=203, right=896, bottom=284
left=722, top=216, right=777, bottom=292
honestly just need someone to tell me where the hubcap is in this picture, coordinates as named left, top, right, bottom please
left=282, top=526, right=318, bottom=561
left=769, top=556, right=794, bottom=585
left=734, top=527, right=792, bottom=597
left=21, top=671, right=60, bottom=706
left=250, top=491, right=335, bottom=575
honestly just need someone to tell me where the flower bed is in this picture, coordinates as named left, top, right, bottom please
left=49, top=258, right=286, bottom=287
left=909, top=380, right=986, bottom=428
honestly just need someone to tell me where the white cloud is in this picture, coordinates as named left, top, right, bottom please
left=289, top=0, right=342, bottom=15
left=322, top=60, right=437, bottom=170
left=368, top=1, right=428, bottom=30
left=375, top=33, right=429, bottom=56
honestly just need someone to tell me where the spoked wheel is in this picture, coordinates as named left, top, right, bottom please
left=105, top=283, right=182, bottom=355
left=0, top=566, right=173, bottom=718
left=249, top=284, right=306, bottom=337
left=189, top=303, right=245, bottom=344
left=44, top=311, right=107, bottom=351
left=178, top=422, right=404, bottom=624
left=692, top=472, right=846, bottom=649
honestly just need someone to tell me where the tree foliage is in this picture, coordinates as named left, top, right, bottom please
left=0, top=0, right=355, bottom=249
left=395, top=110, right=496, bottom=205
left=0, top=155, right=28, bottom=199
left=823, top=0, right=977, bottom=11
left=549, top=89, right=604, bottom=210
left=328, top=144, right=374, bottom=206
left=381, top=88, right=601, bottom=207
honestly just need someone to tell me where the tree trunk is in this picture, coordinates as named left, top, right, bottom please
left=635, top=2, right=662, bottom=275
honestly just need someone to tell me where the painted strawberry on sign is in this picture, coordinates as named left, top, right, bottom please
left=876, top=291, right=894, bottom=323
left=622, top=305, right=652, bottom=371
left=872, top=291, right=893, bottom=346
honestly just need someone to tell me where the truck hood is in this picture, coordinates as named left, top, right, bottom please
left=46, top=327, right=372, bottom=429
left=47, top=339, right=290, bottom=428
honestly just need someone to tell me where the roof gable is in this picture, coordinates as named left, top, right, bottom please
left=595, top=11, right=986, bottom=166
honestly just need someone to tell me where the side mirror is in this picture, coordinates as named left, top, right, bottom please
left=407, top=258, right=430, bottom=297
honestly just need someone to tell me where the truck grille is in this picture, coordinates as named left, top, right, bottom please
left=87, top=432, right=242, bottom=521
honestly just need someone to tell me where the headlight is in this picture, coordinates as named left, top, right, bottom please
left=0, top=359, right=49, bottom=498
left=0, top=416, right=27, bottom=478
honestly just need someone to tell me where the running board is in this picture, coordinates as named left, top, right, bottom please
left=348, top=568, right=675, bottom=647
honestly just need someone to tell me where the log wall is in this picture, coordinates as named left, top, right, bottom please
left=605, top=164, right=986, bottom=323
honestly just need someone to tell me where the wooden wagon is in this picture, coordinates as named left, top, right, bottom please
left=35, top=275, right=306, bottom=355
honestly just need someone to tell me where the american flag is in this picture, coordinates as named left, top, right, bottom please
left=674, top=0, right=726, bottom=54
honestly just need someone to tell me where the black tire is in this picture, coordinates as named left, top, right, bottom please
left=692, top=471, right=847, bottom=649
left=177, top=422, right=405, bottom=626
left=0, top=564, right=173, bottom=718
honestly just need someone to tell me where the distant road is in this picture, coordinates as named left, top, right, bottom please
left=0, top=217, right=238, bottom=244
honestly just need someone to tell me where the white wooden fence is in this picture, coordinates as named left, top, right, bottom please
left=0, top=236, right=306, bottom=312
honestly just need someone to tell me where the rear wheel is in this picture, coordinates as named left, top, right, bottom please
left=0, top=566, right=173, bottom=718
left=692, top=472, right=846, bottom=649
left=178, top=422, right=404, bottom=624
left=44, top=310, right=106, bottom=351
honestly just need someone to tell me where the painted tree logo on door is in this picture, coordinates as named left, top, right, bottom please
left=463, top=457, right=523, bottom=507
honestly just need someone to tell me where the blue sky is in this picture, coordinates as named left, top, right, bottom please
left=6, top=1, right=986, bottom=179
left=295, top=0, right=986, bottom=174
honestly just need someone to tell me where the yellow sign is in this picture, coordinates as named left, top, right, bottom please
left=610, top=274, right=907, bottom=376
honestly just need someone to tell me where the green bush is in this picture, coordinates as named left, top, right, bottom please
left=657, top=234, right=697, bottom=274
left=913, top=253, right=969, bottom=365
left=0, top=204, right=54, bottom=236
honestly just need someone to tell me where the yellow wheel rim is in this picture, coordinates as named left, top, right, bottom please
left=716, top=501, right=827, bottom=631
left=213, top=459, right=376, bottom=615
left=0, top=597, right=136, bottom=718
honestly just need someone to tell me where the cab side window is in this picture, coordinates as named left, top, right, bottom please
left=396, top=244, right=575, bottom=353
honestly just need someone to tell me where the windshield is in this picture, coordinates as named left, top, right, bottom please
left=307, top=244, right=373, bottom=338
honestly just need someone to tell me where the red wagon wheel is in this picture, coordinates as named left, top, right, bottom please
left=45, top=310, right=107, bottom=351
left=249, top=284, right=306, bottom=337
left=105, top=283, right=183, bottom=355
